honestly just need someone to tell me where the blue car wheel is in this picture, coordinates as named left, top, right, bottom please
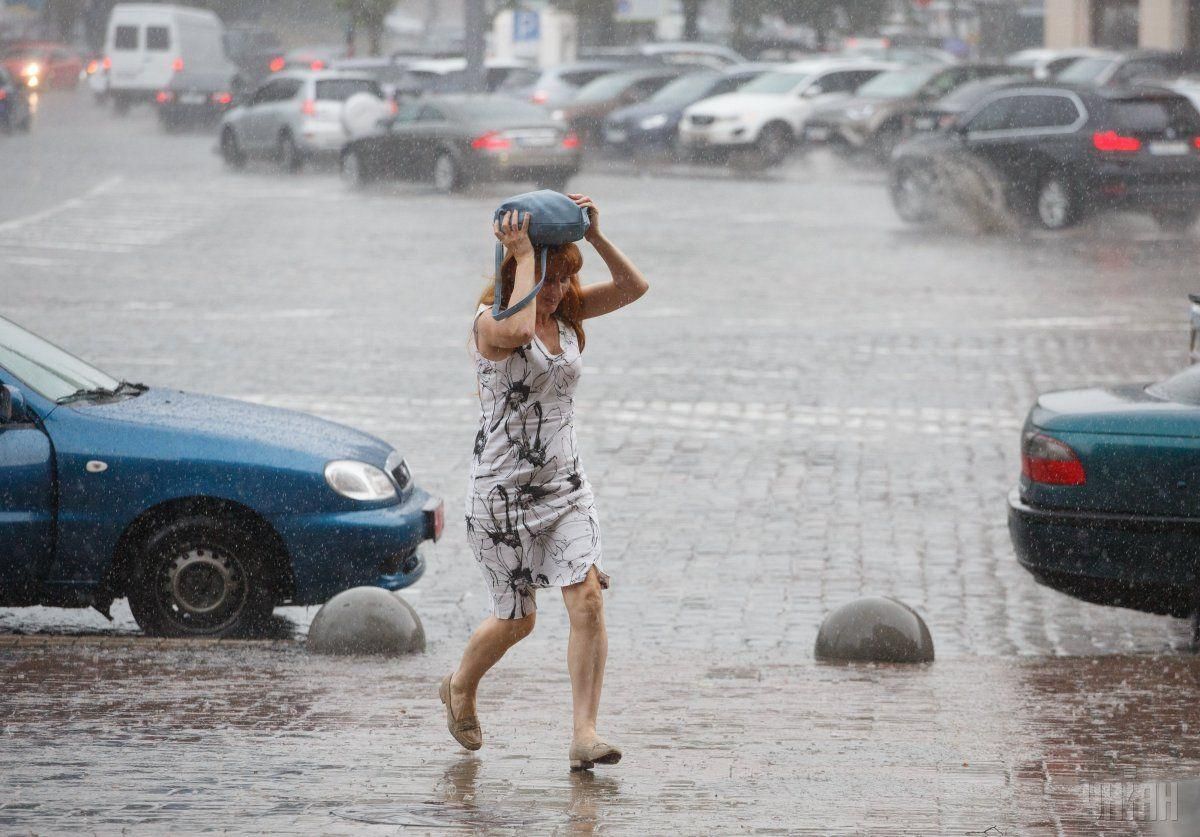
left=127, top=516, right=274, bottom=637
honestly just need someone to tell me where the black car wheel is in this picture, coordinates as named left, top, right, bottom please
left=1033, top=173, right=1080, bottom=230
left=220, top=127, right=246, bottom=169
left=127, top=516, right=274, bottom=638
left=16, top=112, right=30, bottom=133
left=277, top=132, right=303, bottom=173
left=869, top=122, right=903, bottom=163
left=756, top=122, right=793, bottom=166
left=112, top=95, right=130, bottom=116
left=432, top=151, right=463, bottom=193
left=890, top=163, right=936, bottom=224
left=340, top=147, right=372, bottom=188
left=1152, top=208, right=1200, bottom=234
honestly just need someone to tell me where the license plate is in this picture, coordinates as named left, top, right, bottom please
left=805, top=126, right=829, bottom=141
left=1149, top=140, right=1189, bottom=156
left=517, top=135, right=555, bottom=147
left=605, top=128, right=626, bottom=143
left=179, top=92, right=205, bottom=104
left=914, top=117, right=935, bottom=130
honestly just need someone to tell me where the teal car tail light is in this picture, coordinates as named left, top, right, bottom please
left=324, top=460, right=397, bottom=501
left=1022, top=431, right=1086, bottom=486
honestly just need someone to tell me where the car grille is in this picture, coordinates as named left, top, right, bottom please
left=690, top=115, right=716, bottom=127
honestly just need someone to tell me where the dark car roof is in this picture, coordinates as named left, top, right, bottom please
left=415, top=94, right=559, bottom=125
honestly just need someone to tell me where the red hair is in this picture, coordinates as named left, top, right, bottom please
left=477, top=243, right=586, bottom=351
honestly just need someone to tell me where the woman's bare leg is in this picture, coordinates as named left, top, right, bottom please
left=561, top=565, right=607, bottom=743
left=451, top=611, right=536, bottom=719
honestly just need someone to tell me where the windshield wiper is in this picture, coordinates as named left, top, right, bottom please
left=56, top=381, right=146, bottom=405
left=56, top=386, right=116, bottom=404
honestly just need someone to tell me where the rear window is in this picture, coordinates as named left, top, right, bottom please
left=461, top=99, right=549, bottom=120
left=114, top=25, right=138, bottom=50
left=315, top=79, right=383, bottom=101
left=1057, top=57, right=1115, bottom=84
left=559, top=69, right=615, bottom=87
left=1110, top=98, right=1200, bottom=133
left=146, top=26, right=170, bottom=51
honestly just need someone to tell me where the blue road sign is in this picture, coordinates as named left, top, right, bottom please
left=513, top=10, right=540, bottom=42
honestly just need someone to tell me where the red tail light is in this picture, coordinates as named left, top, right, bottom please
left=310, top=59, right=325, bottom=71
left=155, top=90, right=174, bottom=103
left=1193, top=136, right=1200, bottom=150
left=269, top=56, right=285, bottom=73
left=1092, top=130, right=1140, bottom=153
left=172, top=57, right=184, bottom=72
left=86, top=59, right=98, bottom=74
left=562, top=131, right=580, bottom=149
left=388, top=98, right=398, bottom=115
left=301, top=98, right=316, bottom=117
left=1021, top=431, right=1086, bottom=485
left=0, top=89, right=7, bottom=101
left=102, top=56, right=111, bottom=70
left=211, top=91, right=232, bottom=105
left=531, top=89, right=548, bottom=104
left=471, top=130, right=511, bottom=150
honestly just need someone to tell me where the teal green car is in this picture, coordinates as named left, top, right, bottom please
left=1009, top=364, right=1200, bottom=618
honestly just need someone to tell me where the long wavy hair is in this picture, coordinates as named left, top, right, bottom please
left=477, top=243, right=586, bottom=351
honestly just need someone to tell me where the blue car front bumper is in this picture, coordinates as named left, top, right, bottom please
left=269, top=487, right=441, bottom=606
left=1008, top=487, right=1200, bottom=617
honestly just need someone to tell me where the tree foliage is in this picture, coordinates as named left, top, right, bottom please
left=335, top=0, right=400, bottom=56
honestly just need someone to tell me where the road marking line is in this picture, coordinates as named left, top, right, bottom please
left=0, top=176, right=123, bottom=233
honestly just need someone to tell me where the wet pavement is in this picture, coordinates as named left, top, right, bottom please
left=3, top=88, right=1200, bottom=833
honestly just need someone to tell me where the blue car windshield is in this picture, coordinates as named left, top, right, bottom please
left=0, top=316, right=120, bottom=401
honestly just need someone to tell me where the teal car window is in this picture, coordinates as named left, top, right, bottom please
left=0, top=316, right=119, bottom=401
left=1147, top=366, right=1200, bottom=405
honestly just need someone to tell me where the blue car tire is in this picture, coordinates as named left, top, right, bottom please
left=127, top=516, right=274, bottom=637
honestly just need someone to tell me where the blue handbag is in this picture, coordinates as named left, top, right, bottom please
left=492, top=190, right=590, bottom=321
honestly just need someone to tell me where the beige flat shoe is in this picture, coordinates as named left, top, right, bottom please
left=569, top=739, right=622, bottom=771
left=439, top=673, right=482, bottom=751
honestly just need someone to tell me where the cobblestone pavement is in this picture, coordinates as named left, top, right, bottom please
left=3, top=89, right=1200, bottom=834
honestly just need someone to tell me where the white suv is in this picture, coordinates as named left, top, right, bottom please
left=678, top=59, right=894, bottom=164
left=219, top=71, right=385, bottom=172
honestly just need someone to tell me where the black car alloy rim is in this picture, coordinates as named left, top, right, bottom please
left=156, top=543, right=248, bottom=631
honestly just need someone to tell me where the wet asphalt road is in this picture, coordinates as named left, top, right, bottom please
left=4, top=88, right=1200, bottom=834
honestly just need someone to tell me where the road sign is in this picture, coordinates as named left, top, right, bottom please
left=513, top=10, right=540, bottom=42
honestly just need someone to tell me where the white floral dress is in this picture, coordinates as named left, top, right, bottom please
left=465, top=306, right=609, bottom=619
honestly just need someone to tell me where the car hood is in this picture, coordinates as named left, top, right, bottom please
left=1030, top=385, right=1200, bottom=437
left=66, top=387, right=395, bottom=466
left=608, top=100, right=684, bottom=124
left=685, top=92, right=789, bottom=117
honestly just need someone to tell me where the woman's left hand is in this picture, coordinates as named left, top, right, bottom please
left=569, top=193, right=600, bottom=242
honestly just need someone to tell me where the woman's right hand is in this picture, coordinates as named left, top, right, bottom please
left=494, top=210, right=533, bottom=259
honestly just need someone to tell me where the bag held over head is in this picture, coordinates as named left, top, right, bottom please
left=491, top=190, right=590, bottom=321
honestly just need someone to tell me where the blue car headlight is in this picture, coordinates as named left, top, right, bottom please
left=324, top=460, right=397, bottom=502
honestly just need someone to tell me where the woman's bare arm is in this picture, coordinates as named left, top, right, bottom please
left=475, top=211, right=538, bottom=353
left=569, top=194, right=649, bottom=320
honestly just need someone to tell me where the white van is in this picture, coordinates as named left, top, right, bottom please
left=104, top=3, right=228, bottom=111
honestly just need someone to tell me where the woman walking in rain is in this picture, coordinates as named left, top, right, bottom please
left=440, top=193, right=649, bottom=771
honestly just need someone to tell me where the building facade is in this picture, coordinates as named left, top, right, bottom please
left=1045, top=0, right=1199, bottom=49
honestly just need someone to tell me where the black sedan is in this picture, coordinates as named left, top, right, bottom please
left=602, top=65, right=770, bottom=156
left=890, top=82, right=1200, bottom=230
left=155, top=69, right=238, bottom=131
left=1009, top=361, right=1200, bottom=621
left=340, top=96, right=581, bottom=193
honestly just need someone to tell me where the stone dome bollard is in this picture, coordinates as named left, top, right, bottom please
left=814, top=596, right=934, bottom=663
left=307, top=587, right=425, bottom=656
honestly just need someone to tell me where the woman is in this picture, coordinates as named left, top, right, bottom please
left=440, top=193, right=649, bottom=772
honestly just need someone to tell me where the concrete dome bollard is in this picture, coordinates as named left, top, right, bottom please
left=307, top=587, right=425, bottom=656
left=814, top=596, right=934, bottom=663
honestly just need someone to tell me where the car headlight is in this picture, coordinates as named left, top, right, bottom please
left=23, top=62, right=39, bottom=77
left=551, top=109, right=565, bottom=121
left=846, top=104, right=876, bottom=120
left=324, top=460, right=397, bottom=502
left=639, top=113, right=669, bottom=130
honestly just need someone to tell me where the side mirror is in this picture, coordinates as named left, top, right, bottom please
left=0, top=385, right=23, bottom=423
left=802, top=84, right=823, bottom=98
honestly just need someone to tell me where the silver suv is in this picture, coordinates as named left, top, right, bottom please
left=219, top=71, right=384, bottom=171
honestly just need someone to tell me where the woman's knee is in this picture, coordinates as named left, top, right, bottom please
left=565, top=584, right=604, bottom=629
left=506, top=611, right=536, bottom=640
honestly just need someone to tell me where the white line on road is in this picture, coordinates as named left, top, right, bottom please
left=0, top=176, right=124, bottom=233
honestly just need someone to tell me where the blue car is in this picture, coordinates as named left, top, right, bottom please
left=0, top=316, right=442, bottom=637
left=1008, top=363, right=1200, bottom=619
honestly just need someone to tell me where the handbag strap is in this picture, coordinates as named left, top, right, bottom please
left=492, top=241, right=547, bottom=321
